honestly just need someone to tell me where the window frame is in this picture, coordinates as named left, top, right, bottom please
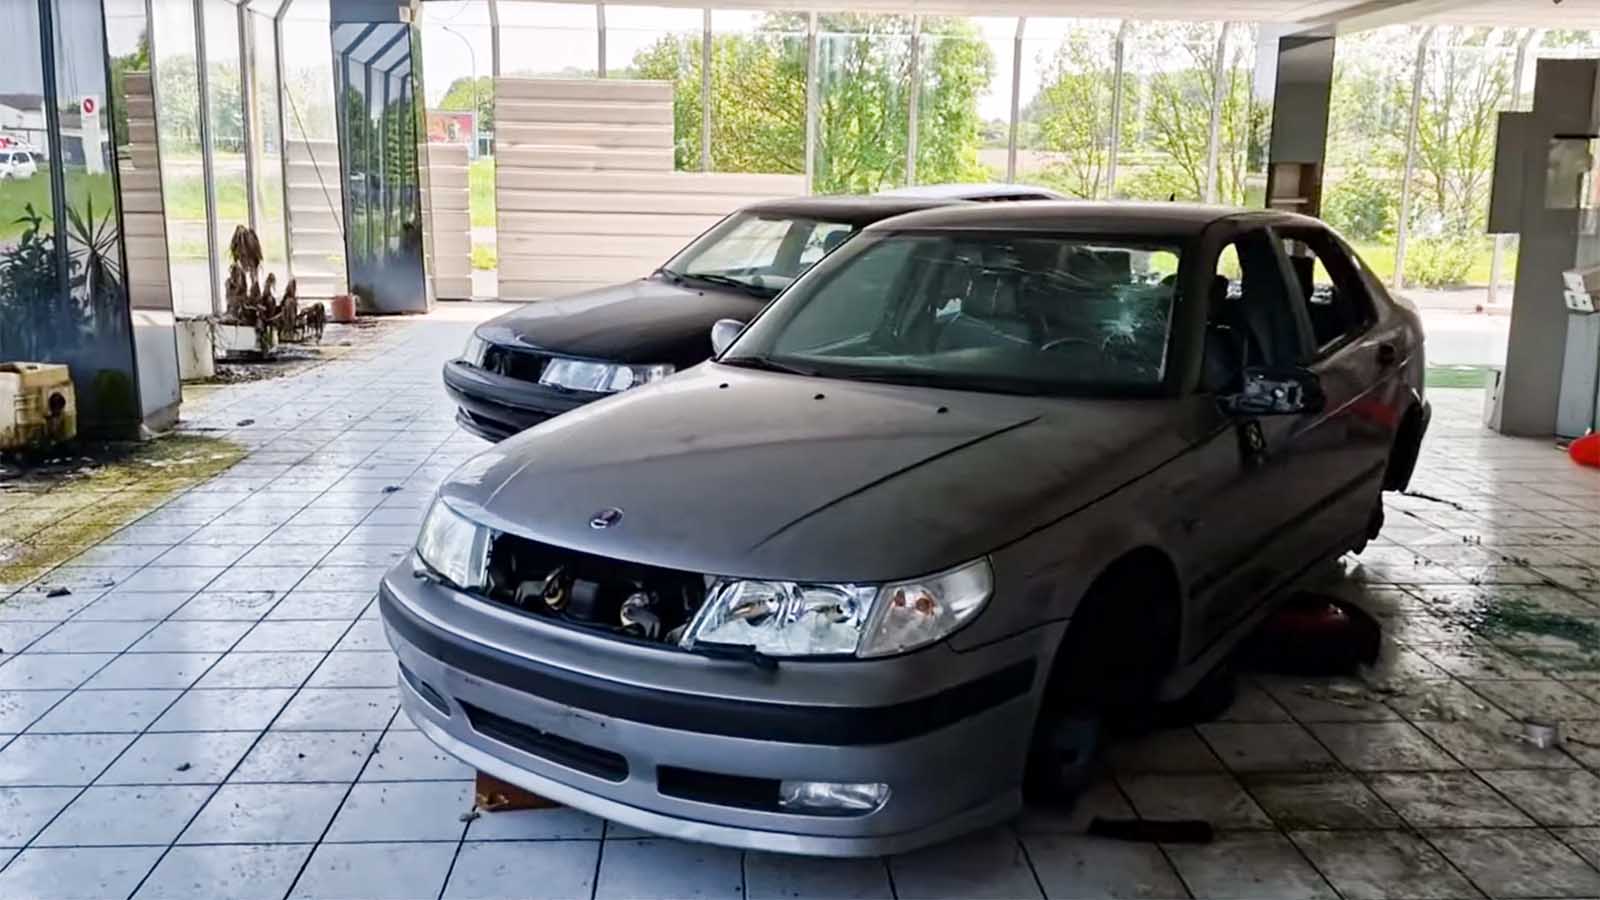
left=1270, top=224, right=1380, bottom=360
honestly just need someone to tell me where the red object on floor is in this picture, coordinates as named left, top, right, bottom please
left=330, top=294, right=357, bottom=324
left=1572, top=433, right=1600, bottom=468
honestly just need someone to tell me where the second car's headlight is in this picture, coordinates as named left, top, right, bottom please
left=539, top=359, right=674, bottom=394
left=682, top=558, right=992, bottom=658
left=462, top=334, right=490, bottom=366
left=414, top=500, right=490, bottom=591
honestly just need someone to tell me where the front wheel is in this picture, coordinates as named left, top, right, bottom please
left=1023, top=562, right=1177, bottom=804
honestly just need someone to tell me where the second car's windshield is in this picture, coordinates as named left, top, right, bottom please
left=723, top=231, right=1182, bottom=395
left=660, top=213, right=855, bottom=297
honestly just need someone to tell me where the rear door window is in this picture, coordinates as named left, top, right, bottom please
left=1276, top=227, right=1377, bottom=354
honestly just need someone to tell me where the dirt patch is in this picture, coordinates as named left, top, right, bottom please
left=185, top=320, right=390, bottom=387
left=0, top=434, right=246, bottom=591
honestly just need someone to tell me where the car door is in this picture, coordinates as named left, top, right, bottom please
left=1268, top=224, right=1404, bottom=563
left=1169, top=223, right=1319, bottom=651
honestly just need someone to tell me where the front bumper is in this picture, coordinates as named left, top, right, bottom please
left=378, top=572, right=1054, bottom=856
left=441, top=359, right=601, bottom=442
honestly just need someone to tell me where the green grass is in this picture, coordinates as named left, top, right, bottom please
left=1352, top=241, right=1515, bottom=289
left=0, top=171, right=116, bottom=240
left=1427, top=365, right=1494, bottom=389
left=470, top=157, right=495, bottom=228
left=2, top=170, right=280, bottom=240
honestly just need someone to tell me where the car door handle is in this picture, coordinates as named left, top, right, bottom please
left=1376, top=342, right=1398, bottom=366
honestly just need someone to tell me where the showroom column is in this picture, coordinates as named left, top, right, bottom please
left=1263, top=26, right=1335, bottom=219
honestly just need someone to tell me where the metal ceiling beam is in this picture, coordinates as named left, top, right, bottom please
left=1290, top=0, right=1462, bottom=34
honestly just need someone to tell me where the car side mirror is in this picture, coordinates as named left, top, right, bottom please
left=710, top=318, right=745, bottom=356
left=1221, top=366, right=1325, bottom=417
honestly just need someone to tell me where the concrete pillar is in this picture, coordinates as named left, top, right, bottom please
left=1496, top=58, right=1600, bottom=437
left=1264, top=30, right=1336, bottom=218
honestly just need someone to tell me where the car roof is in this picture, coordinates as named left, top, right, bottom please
left=861, top=200, right=1322, bottom=237
left=878, top=183, right=1065, bottom=201
left=739, top=194, right=967, bottom=226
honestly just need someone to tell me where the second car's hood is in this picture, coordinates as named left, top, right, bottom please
left=477, top=276, right=764, bottom=369
left=441, top=365, right=1192, bottom=582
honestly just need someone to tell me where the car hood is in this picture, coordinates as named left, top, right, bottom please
left=440, top=365, right=1194, bottom=583
left=476, top=276, right=765, bottom=369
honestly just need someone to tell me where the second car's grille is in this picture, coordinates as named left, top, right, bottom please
left=481, top=346, right=549, bottom=382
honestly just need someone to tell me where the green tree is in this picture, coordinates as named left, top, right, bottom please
left=438, top=75, right=494, bottom=131
left=629, top=13, right=992, bottom=192
left=1026, top=28, right=1119, bottom=198
left=1412, top=29, right=1514, bottom=235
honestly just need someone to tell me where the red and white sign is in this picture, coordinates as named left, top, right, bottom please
left=81, top=96, right=97, bottom=116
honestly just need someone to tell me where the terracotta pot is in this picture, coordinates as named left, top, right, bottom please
left=330, top=294, right=357, bottom=323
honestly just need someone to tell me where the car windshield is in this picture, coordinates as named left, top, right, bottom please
left=659, top=212, right=856, bottom=298
left=722, top=231, right=1182, bottom=396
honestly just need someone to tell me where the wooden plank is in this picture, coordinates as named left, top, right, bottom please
left=495, top=77, right=672, bottom=104
left=498, top=279, right=621, bottom=300
left=496, top=122, right=674, bottom=149
left=494, top=145, right=672, bottom=172
left=498, top=189, right=791, bottom=216
left=496, top=99, right=674, bottom=127
left=498, top=169, right=802, bottom=196
left=497, top=211, right=722, bottom=237
left=498, top=255, right=656, bottom=281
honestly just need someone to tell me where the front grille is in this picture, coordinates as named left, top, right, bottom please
left=481, top=345, right=549, bottom=382
left=461, top=700, right=629, bottom=782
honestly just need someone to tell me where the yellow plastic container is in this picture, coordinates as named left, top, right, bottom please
left=0, top=362, right=77, bottom=450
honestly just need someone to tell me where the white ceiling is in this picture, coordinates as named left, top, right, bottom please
left=498, top=0, right=1600, bottom=30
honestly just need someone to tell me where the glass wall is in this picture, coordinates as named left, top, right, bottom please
left=607, top=5, right=702, bottom=168
left=1016, top=18, right=1120, bottom=195
left=1, top=0, right=143, bottom=433
left=203, top=0, right=246, bottom=297
left=248, top=7, right=287, bottom=270
left=707, top=10, right=805, bottom=177
left=152, top=0, right=211, bottom=313
left=1, top=0, right=60, bottom=358
left=914, top=16, right=1007, bottom=185
left=498, top=1, right=598, bottom=78
left=1118, top=22, right=1225, bottom=202
left=815, top=14, right=914, bottom=193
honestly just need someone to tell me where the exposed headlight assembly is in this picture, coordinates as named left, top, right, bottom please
left=414, top=499, right=490, bottom=591
left=539, top=358, right=674, bottom=394
left=462, top=334, right=490, bottom=366
left=682, top=558, right=992, bottom=659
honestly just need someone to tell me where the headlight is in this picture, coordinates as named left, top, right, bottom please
left=414, top=499, right=490, bottom=591
left=682, top=558, right=992, bottom=658
left=462, top=334, right=490, bottom=366
left=538, top=358, right=674, bottom=394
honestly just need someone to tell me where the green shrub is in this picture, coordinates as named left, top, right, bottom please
left=1323, top=167, right=1395, bottom=241
left=1404, top=238, right=1476, bottom=288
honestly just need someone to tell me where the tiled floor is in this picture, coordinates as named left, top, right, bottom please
left=2, top=306, right=1600, bottom=899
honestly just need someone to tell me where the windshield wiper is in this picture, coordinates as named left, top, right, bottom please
left=717, top=356, right=820, bottom=377
left=680, top=272, right=777, bottom=297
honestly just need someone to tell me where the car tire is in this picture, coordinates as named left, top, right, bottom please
left=1023, top=559, right=1177, bottom=804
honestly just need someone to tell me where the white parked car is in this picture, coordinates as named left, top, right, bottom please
left=0, top=149, right=38, bottom=180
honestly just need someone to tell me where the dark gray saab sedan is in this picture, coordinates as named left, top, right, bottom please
left=382, top=202, right=1428, bottom=856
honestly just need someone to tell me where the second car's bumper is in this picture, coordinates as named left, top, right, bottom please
left=378, top=571, right=1056, bottom=857
left=441, top=359, right=601, bottom=441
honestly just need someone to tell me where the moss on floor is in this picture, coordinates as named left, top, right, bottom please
left=0, top=434, right=246, bottom=591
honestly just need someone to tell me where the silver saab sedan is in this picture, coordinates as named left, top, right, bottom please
left=380, top=202, right=1428, bottom=857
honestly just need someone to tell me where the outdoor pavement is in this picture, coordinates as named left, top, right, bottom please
left=2, top=305, right=1600, bottom=899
